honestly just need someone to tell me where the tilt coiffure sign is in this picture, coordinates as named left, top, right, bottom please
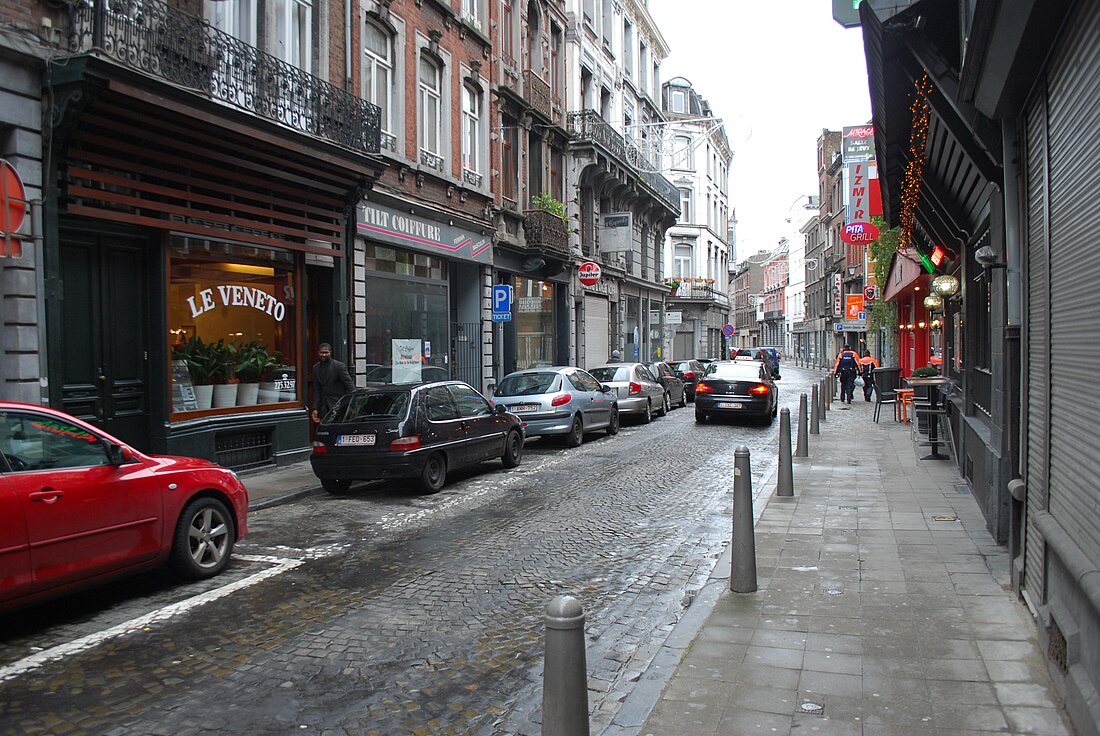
left=358, top=202, right=493, bottom=265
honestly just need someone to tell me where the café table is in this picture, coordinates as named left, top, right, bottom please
left=905, top=376, right=953, bottom=460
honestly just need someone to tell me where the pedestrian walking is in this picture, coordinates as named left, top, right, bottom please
left=608, top=349, right=622, bottom=363
left=310, top=342, right=355, bottom=424
left=859, top=349, right=880, bottom=402
left=833, top=343, right=860, bottom=405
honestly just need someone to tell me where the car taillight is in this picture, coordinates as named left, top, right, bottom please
left=629, top=381, right=642, bottom=395
left=695, top=382, right=714, bottom=394
left=311, top=441, right=327, bottom=455
left=389, top=436, right=422, bottom=451
left=551, top=393, right=572, bottom=407
left=750, top=384, right=770, bottom=395
left=683, top=371, right=696, bottom=380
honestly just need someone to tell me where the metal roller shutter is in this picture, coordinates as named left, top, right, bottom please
left=1024, top=85, right=1049, bottom=606
left=584, top=295, right=609, bottom=368
left=1044, top=0, right=1100, bottom=566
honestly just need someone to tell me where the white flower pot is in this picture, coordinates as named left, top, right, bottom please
left=258, top=382, right=281, bottom=404
left=212, top=383, right=238, bottom=408
left=193, top=384, right=214, bottom=410
left=236, top=382, right=259, bottom=406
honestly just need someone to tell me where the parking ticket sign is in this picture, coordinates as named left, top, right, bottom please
left=492, top=284, right=512, bottom=322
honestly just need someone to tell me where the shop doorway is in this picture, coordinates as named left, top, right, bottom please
left=56, top=229, right=151, bottom=448
left=451, top=322, right=480, bottom=386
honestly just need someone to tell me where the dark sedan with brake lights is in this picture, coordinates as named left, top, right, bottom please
left=310, top=381, right=524, bottom=494
left=492, top=367, right=618, bottom=447
left=0, top=402, right=248, bottom=612
left=694, top=360, right=779, bottom=424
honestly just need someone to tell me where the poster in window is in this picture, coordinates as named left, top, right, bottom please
left=392, top=339, right=423, bottom=384
left=171, top=360, right=199, bottom=412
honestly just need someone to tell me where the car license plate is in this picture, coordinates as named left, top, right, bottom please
left=511, top=404, right=539, bottom=413
left=716, top=402, right=743, bottom=409
left=337, top=434, right=375, bottom=446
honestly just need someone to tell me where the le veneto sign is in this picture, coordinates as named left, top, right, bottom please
left=358, top=203, right=492, bottom=264
left=187, top=285, right=287, bottom=321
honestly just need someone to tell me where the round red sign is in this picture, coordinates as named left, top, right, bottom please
left=840, top=221, right=880, bottom=245
left=578, top=261, right=601, bottom=286
left=2, top=160, right=27, bottom=258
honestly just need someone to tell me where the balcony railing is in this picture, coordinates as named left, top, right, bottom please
left=70, top=0, right=380, bottom=155
left=523, top=70, right=554, bottom=123
left=567, top=110, right=679, bottom=213
left=668, top=281, right=729, bottom=306
left=522, top=209, right=570, bottom=258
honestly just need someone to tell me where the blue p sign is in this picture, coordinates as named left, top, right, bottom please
left=492, top=284, right=512, bottom=313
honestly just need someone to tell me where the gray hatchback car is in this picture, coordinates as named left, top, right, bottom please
left=492, top=367, right=619, bottom=447
left=587, top=363, right=667, bottom=422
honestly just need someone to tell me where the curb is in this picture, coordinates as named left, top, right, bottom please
left=248, top=485, right=324, bottom=511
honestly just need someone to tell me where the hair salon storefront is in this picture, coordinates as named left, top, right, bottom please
left=45, top=83, right=383, bottom=470
left=354, top=199, right=493, bottom=392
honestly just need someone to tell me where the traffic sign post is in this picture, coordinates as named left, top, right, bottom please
left=492, top=284, right=513, bottom=322
left=722, top=323, right=735, bottom=338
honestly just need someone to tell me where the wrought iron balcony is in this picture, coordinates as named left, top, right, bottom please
left=667, top=281, right=729, bottom=306
left=523, top=70, right=563, bottom=126
left=69, top=0, right=381, bottom=155
left=567, top=110, right=679, bottom=213
left=522, top=209, right=570, bottom=258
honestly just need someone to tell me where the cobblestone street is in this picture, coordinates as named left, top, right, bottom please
left=0, top=374, right=811, bottom=735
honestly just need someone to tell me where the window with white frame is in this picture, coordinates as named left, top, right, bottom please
left=622, top=20, right=633, bottom=79
left=678, top=188, right=692, bottom=223
left=638, top=44, right=648, bottom=93
left=500, top=0, right=514, bottom=64
left=461, top=84, right=482, bottom=177
left=207, top=0, right=256, bottom=44
left=582, top=0, right=595, bottom=28
left=669, top=88, right=687, bottom=114
left=273, top=0, right=311, bottom=72
left=672, top=135, right=693, bottom=170
left=674, top=244, right=693, bottom=278
left=419, top=55, right=442, bottom=159
left=601, top=0, right=613, bottom=47
left=363, top=20, right=393, bottom=138
left=462, top=0, right=482, bottom=30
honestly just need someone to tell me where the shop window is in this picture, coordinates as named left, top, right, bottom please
left=362, top=244, right=449, bottom=382
left=168, top=239, right=298, bottom=415
left=514, top=276, right=554, bottom=370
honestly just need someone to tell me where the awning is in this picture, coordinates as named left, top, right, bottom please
left=882, top=249, right=926, bottom=302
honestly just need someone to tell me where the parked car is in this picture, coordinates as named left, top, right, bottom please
left=310, top=381, right=523, bottom=494
left=492, top=367, right=618, bottom=447
left=694, top=360, right=779, bottom=424
left=587, top=363, right=667, bottom=421
left=362, top=365, right=451, bottom=385
left=671, top=359, right=707, bottom=401
left=0, top=402, right=248, bottom=612
left=758, top=348, right=782, bottom=378
left=644, top=361, right=687, bottom=409
left=730, top=349, right=778, bottom=380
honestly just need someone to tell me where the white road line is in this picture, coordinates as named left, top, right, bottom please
left=0, top=554, right=301, bottom=682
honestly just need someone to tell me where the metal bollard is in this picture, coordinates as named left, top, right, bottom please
left=824, top=376, right=831, bottom=411
left=821, top=378, right=829, bottom=421
left=731, top=445, right=758, bottom=593
left=777, top=408, right=793, bottom=497
left=810, top=384, right=820, bottom=435
left=796, top=393, right=809, bottom=457
left=542, top=595, right=590, bottom=736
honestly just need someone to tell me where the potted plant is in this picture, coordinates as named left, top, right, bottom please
left=172, top=335, right=220, bottom=410
left=911, top=366, right=940, bottom=378
left=235, top=341, right=278, bottom=405
left=211, top=339, right=240, bottom=408
left=258, top=349, right=285, bottom=404
left=665, top=278, right=682, bottom=294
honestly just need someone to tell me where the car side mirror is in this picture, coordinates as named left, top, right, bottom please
left=600, top=384, right=612, bottom=393
left=106, top=443, right=128, bottom=466
left=494, top=404, right=509, bottom=414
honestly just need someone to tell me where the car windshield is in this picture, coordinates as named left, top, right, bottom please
left=496, top=372, right=559, bottom=396
left=674, top=361, right=696, bottom=371
left=588, top=366, right=630, bottom=382
left=706, top=363, right=765, bottom=381
left=329, top=391, right=410, bottom=421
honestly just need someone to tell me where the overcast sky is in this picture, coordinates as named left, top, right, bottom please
left=647, top=0, right=872, bottom=261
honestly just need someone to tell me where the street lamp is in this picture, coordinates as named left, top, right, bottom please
left=923, top=294, right=944, bottom=311
left=931, top=274, right=960, bottom=297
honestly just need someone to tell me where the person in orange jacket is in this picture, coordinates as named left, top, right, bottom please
left=833, top=343, right=860, bottom=405
left=859, top=350, right=880, bottom=402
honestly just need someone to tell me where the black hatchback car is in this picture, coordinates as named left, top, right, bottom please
left=671, top=359, right=706, bottom=401
left=694, top=360, right=778, bottom=424
left=310, top=381, right=524, bottom=494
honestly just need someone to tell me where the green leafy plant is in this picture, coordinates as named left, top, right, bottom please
left=172, top=335, right=221, bottom=385
left=532, top=191, right=568, bottom=223
left=911, top=366, right=940, bottom=378
left=235, top=341, right=279, bottom=383
left=210, top=339, right=239, bottom=384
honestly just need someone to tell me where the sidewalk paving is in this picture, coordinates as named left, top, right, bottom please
left=240, top=457, right=323, bottom=510
left=611, top=380, right=1074, bottom=736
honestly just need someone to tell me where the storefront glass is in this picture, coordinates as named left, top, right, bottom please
left=624, top=295, right=640, bottom=361
left=363, top=244, right=450, bottom=382
left=514, top=276, right=554, bottom=370
left=168, top=238, right=298, bottom=415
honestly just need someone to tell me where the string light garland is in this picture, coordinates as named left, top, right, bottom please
left=898, top=73, right=933, bottom=251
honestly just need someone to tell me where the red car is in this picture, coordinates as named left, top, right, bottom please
left=0, top=402, right=248, bottom=611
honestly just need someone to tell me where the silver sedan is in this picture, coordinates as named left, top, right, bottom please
left=492, top=367, right=619, bottom=447
left=587, top=363, right=667, bottom=422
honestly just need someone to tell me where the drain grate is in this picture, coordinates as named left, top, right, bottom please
left=799, top=701, right=825, bottom=715
left=931, top=515, right=959, bottom=522
left=956, top=483, right=971, bottom=495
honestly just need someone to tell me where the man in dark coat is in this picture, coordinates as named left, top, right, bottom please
left=833, top=343, right=860, bottom=405
left=310, top=343, right=355, bottom=424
